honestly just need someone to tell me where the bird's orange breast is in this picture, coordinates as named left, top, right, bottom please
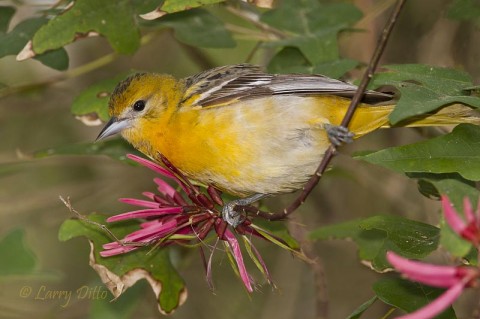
left=134, top=95, right=393, bottom=196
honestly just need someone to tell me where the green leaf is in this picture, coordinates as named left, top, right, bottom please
left=370, top=64, right=480, bottom=124
left=261, top=0, right=362, bottom=64
left=312, top=59, right=359, bottom=79
left=267, top=47, right=313, bottom=74
left=417, top=174, right=479, bottom=257
left=267, top=46, right=358, bottom=78
left=159, top=8, right=235, bottom=48
left=34, top=139, right=139, bottom=163
left=346, top=296, right=377, bottom=319
left=0, top=229, right=37, bottom=276
left=252, top=218, right=299, bottom=250
left=355, top=124, right=480, bottom=181
left=374, top=278, right=456, bottom=319
left=309, top=215, right=439, bottom=271
left=59, top=214, right=186, bottom=314
left=71, top=74, right=130, bottom=121
left=448, top=0, right=480, bottom=26
left=131, top=0, right=161, bottom=15
left=0, top=17, right=46, bottom=56
left=0, top=17, right=69, bottom=70
left=160, top=0, right=224, bottom=13
left=0, top=6, right=15, bottom=33
left=32, top=0, right=140, bottom=55
left=34, top=48, right=69, bottom=70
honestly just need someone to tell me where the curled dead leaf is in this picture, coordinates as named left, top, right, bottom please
left=139, top=8, right=166, bottom=20
left=74, top=31, right=100, bottom=41
left=361, top=260, right=391, bottom=274
left=88, top=241, right=188, bottom=314
left=16, top=41, right=35, bottom=61
left=243, top=0, right=275, bottom=8
left=75, top=113, right=103, bottom=126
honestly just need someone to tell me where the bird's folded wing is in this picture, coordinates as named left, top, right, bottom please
left=181, top=64, right=393, bottom=109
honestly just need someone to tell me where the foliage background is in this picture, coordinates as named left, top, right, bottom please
left=1, top=0, right=480, bottom=318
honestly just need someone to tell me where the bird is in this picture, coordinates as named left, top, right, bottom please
left=96, top=64, right=478, bottom=226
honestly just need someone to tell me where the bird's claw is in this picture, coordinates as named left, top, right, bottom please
left=221, top=194, right=267, bottom=227
left=325, top=124, right=354, bottom=146
left=222, top=202, right=245, bottom=228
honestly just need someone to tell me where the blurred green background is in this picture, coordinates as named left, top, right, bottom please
left=1, top=0, right=480, bottom=318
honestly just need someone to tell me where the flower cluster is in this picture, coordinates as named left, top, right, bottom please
left=100, top=154, right=296, bottom=291
left=387, top=196, right=480, bottom=319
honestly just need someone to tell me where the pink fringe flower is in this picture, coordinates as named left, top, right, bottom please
left=442, top=195, right=480, bottom=245
left=100, top=154, right=294, bottom=291
left=386, top=252, right=478, bottom=319
left=385, top=195, right=480, bottom=319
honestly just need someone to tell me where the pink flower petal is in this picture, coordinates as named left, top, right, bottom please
left=476, top=200, right=480, bottom=228
left=127, top=154, right=174, bottom=177
left=442, top=195, right=466, bottom=235
left=224, top=228, right=253, bottom=292
left=100, top=244, right=138, bottom=256
left=154, top=177, right=177, bottom=197
left=124, top=219, right=179, bottom=242
left=142, top=192, right=155, bottom=200
left=139, top=219, right=164, bottom=229
left=395, top=279, right=466, bottom=319
left=107, top=207, right=182, bottom=222
left=387, top=252, right=459, bottom=288
left=119, top=197, right=160, bottom=208
left=463, top=197, right=475, bottom=224
left=128, top=154, right=192, bottom=195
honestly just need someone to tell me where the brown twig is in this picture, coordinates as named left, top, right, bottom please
left=251, top=0, right=408, bottom=222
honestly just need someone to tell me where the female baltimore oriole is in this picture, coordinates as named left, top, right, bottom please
left=97, top=64, right=479, bottom=226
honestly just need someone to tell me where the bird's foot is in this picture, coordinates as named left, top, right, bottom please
left=325, top=124, right=354, bottom=146
left=222, top=194, right=267, bottom=227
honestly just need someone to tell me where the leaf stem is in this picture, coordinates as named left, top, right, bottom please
left=225, top=3, right=286, bottom=39
left=380, top=307, right=397, bottom=319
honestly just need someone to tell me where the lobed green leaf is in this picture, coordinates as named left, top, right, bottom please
left=158, top=8, right=235, bottom=48
left=370, top=64, right=480, bottom=124
left=261, top=0, right=362, bottom=64
left=70, top=74, right=131, bottom=122
left=32, top=0, right=140, bottom=55
left=0, top=17, right=68, bottom=70
left=267, top=47, right=358, bottom=78
left=59, top=214, right=186, bottom=314
left=355, top=124, right=480, bottom=181
left=160, top=0, right=224, bottom=13
left=374, top=278, right=456, bottom=319
left=309, top=215, right=439, bottom=271
left=415, top=174, right=479, bottom=258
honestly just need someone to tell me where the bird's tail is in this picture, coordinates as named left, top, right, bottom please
left=389, top=103, right=480, bottom=127
left=350, top=103, right=480, bottom=137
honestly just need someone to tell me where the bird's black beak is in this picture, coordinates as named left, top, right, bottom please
left=96, top=117, right=129, bottom=142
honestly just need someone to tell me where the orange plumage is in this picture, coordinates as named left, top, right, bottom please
left=97, top=64, right=478, bottom=197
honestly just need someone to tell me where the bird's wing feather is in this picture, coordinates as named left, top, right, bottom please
left=181, top=64, right=393, bottom=108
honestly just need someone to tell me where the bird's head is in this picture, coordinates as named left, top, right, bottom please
left=96, top=73, right=181, bottom=142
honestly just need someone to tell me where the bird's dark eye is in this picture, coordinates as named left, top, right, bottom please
left=133, top=100, right=146, bottom=112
